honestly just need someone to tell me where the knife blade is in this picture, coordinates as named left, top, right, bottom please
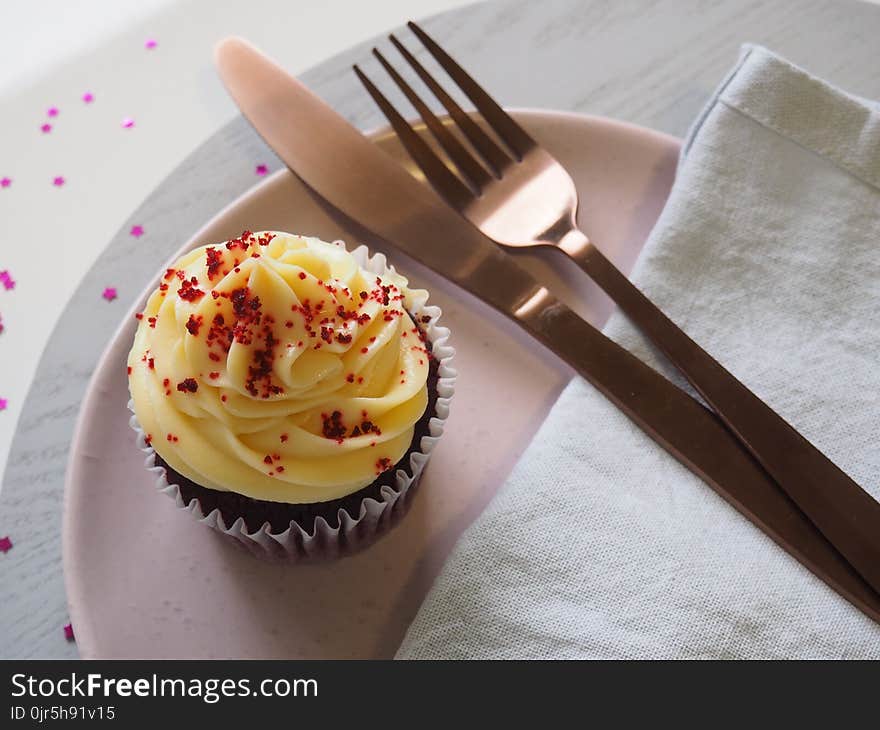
left=215, top=37, right=880, bottom=622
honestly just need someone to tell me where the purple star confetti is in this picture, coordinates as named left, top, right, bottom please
left=41, top=123, right=52, bottom=134
left=0, top=397, right=7, bottom=411
left=121, top=117, right=135, bottom=129
left=0, top=270, right=15, bottom=290
left=0, top=536, right=12, bottom=553
left=130, top=225, right=145, bottom=237
left=102, top=287, right=118, bottom=302
left=53, top=176, right=65, bottom=187
left=63, top=623, right=75, bottom=642
left=47, top=107, right=59, bottom=117
left=255, top=164, right=269, bottom=176
left=82, top=92, right=94, bottom=104
left=1, top=177, right=11, bottom=188
left=145, top=38, right=158, bottom=50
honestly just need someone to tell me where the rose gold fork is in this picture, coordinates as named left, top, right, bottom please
left=353, top=21, right=880, bottom=595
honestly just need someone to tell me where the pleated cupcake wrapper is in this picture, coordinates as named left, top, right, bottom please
left=128, top=242, right=455, bottom=562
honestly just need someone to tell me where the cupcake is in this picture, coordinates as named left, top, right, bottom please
left=127, top=231, right=454, bottom=560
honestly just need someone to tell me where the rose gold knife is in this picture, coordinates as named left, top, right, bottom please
left=215, top=37, right=880, bottom=622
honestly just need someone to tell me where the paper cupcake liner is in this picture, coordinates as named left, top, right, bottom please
left=128, top=241, right=455, bottom=562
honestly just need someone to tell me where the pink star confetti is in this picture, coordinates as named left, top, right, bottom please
left=53, top=176, right=65, bottom=187
left=145, top=38, right=157, bottom=50
left=0, top=313, right=4, bottom=334
left=121, top=117, right=135, bottom=129
left=130, top=225, right=145, bottom=237
left=0, top=398, right=7, bottom=411
left=82, top=92, right=94, bottom=104
left=63, top=623, right=75, bottom=641
left=47, top=107, right=59, bottom=117
left=0, top=536, right=11, bottom=553
left=0, top=270, right=14, bottom=290
left=41, top=123, right=52, bottom=133
left=255, top=164, right=269, bottom=176
left=102, top=287, right=118, bottom=302
left=1, top=177, right=10, bottom=188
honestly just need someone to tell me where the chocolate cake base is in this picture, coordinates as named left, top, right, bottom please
left=156, top=356, right=440, bottom=535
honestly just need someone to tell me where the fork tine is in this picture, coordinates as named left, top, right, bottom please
left=372, top=48, right=492, bottom=194
left=389, top=34, right=511, bottom=178
left=353, top=64, right=476, bottom=211
left=407, top=21, right=536, bottom=161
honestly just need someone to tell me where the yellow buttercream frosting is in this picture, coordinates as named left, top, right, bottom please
left=128, top=231, right=430, bottom=503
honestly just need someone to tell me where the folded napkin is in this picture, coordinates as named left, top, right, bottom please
left=396, top=47, right=880, bottom=659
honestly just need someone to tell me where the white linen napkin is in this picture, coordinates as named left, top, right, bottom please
left=396, top=46, right=880, bottom=659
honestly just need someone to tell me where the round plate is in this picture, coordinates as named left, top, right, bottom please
left=63, top=110, right=679, bottom=658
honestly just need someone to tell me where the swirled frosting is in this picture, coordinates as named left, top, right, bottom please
left=128, top=231, right=430, bottom=503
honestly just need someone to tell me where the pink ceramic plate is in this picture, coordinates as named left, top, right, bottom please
left=63, top=110, right=679, bottom=658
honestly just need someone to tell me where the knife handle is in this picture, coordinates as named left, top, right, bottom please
left=516, top=291, right=880, bottom=622
left=558, top=237, right=880, bottom=598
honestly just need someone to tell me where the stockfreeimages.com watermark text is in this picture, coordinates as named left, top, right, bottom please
left=11, top=672, right=317, bottom=705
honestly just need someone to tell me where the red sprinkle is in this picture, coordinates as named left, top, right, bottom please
left=176, top=378, right=198, bottom=393
left=185, top=314, right=203, bottom=336
left=205, top=247, right=223, bottom=280
left=177, top=279, right=205, bottom=302
left=321, top=411, right=346, bottom=441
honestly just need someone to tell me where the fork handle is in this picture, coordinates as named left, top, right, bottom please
left=560, top=229, right=880, bottom=596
